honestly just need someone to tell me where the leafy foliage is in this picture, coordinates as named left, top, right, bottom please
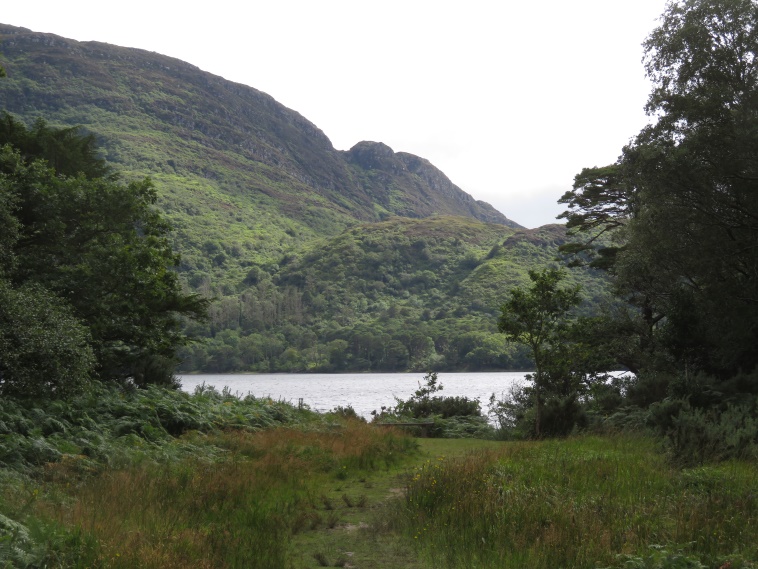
left=392, top=372, right=483, bottom=420
left=0, top=111, right=112, bottom=179
left=372, top=372, right=491, bottom=438
left=0, top=118, right=207, bottom=391
left=0, top=281, right=94, bottom=398
left=0, top=382, right=312, bottom=476
left=178, top=221, right=610, bottom=373
left=558, top=163, right=636, bottom=269
left=497, top=268, right=596, bottom=436
left=556, top=0, right=758, bottom=457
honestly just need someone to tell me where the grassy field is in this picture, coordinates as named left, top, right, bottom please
left=1, top=392, right=756, bottom=568
left=401, top=436, right=757, bottom=568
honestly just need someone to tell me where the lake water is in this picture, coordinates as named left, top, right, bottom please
left=178, top=372, right=528, bottom=419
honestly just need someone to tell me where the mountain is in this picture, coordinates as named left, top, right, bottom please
left=0, top=24, right=608, bottom=373
left=0, top=24, right=518, bottom=227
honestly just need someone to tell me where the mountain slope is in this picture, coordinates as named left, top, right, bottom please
left=0, top=24, right=519, bottom=238
left=177, top=218, right=610, bottom=373
left=0, top=24, right=611, bottom=374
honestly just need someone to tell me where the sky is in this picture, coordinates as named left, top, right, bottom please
left=2, top=0, right=669, bottom=228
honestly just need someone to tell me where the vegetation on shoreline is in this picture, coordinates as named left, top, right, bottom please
left=0, top=383, right=419, bottom=567
left=493, top=0, right=758, bottom=459
left=0, top=115, right=207, bottom=392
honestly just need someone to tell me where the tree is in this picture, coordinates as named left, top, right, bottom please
left=630, top=0, right=758, bottom=377
left=0, top=174, right=18, bottom=274
left=497, top=268, right=581, bottom=437
left=0, top=116, right=207, bottom=389
left=557, top=163, right=637, bottom=270
left=559, top=0, right=758, bottom=382
left=0, top=113, right=112, bottom=179
left=0, top=281, right=95, bottom=398
left=1, top=161, right=96, bottom=396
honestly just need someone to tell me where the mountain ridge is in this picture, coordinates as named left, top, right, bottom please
left=0, top=23, right=520, bottom=232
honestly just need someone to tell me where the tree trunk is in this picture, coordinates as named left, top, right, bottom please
left=534, top=370, right=542, bottom=438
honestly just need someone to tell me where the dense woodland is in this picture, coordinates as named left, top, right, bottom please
left=0, top=115, right=207, bottom=392
left=540, top=0, right=758, bottom=447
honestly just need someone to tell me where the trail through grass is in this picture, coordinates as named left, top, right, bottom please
left=2, top=401, right=755, bottom=569
left=287, top=437, right=503, bottom=569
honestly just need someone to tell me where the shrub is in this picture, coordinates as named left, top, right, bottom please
left=393, top=372, right=483, bottom=419
left=377, top=372, right=490, bottom=438
left=0, top=281, right=94, bottom=399
left=658, top=399, right=758, bottom=465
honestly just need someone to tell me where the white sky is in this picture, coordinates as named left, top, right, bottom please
left=2, top=1, right=667, bottom=228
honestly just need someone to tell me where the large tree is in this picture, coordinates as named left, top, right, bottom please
left=0, top=115, right=207, bottom=391
left=559, top=0, right=758, bottom=382
left=1, top=140, right=96, bottom=396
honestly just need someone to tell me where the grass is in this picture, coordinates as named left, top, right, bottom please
left=396, top=435, right=758, bottom=568
left=2, top=418, right=420, bottom=568
left=1, top=388, right=755, bottom=568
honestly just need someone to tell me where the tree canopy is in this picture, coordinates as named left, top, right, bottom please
left=559, top=0, right=758, bottom=383
left=498, top=268, right=582, bottom=437
left=0, top=114, right=207, bottom=395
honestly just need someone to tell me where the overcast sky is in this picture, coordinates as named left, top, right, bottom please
left=2, top=1, right=668, bottom=228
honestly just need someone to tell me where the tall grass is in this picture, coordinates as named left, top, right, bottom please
left=0, top=384, right=417, bottom=567
left=395, top=435, right=757, bottom=568
left=58, top=458, right=297, bottom=567
left=15, top=420, right=415, bottom=568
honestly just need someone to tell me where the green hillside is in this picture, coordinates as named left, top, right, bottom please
left=0, top=24, right=609, bottom=373
left=180, top=219, right=610, bottom=373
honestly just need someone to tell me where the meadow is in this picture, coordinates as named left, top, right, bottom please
left=399, top=437, right=757, bottom=569
left=0, top=385, right=756, bottom=568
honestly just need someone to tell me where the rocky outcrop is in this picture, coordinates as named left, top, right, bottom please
left=346, top=141, right=521, bottom=227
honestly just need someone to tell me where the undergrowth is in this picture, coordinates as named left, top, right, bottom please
left=1, top=385, right=755, bottom=568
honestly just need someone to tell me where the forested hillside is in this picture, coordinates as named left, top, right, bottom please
left=181, top=220, right=610, bottom=372
left=0, top=23, right=610, bottom=373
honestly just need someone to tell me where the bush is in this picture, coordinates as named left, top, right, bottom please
left=657, top=398, right=758, bottom=465
left=488, top=384, right=588, bottom=439
left=327, top=405, right=365, bottom=422
left=392, top=372, right=482, bottom=420
left=376, top=372, right=490, bottom=438
left=488, top=384, right=534, bottom=439
left=0, top=281, right=94, bottom=399
left=540, top=394, right=588, bottom=436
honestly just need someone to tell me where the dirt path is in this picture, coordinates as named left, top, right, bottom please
left=287, top=438, right=505, bottom=568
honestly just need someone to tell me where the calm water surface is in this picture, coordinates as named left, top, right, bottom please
left=178, top=372, right=527, bottom=419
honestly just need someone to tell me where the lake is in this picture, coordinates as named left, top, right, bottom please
left=178, top=371, right=528, bottom=419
